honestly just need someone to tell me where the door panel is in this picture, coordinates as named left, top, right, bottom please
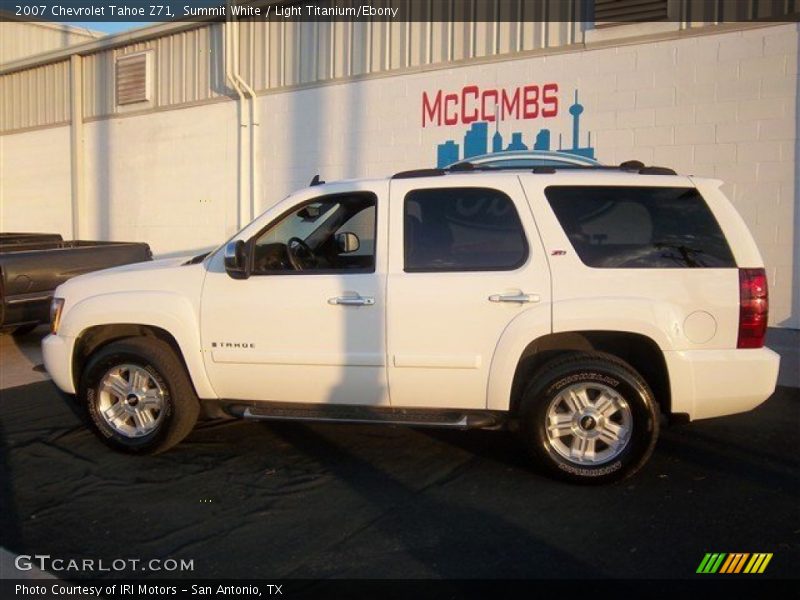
left=200, top=185, right=389, bottom=406
left=386, top=175, right=551, bottom=410
left=519, top=175, right=741, bottom=352
left=201, top=271, right=387, bottom=405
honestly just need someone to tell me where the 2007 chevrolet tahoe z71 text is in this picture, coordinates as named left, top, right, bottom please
left=42, top=163, right=780, bottom=483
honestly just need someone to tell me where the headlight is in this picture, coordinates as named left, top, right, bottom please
left=50, top=297, right=65, bottom=334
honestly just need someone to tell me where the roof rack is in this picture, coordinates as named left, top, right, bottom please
left=392, top=168, right=446, bottom=179
left=530, top=160, right=676, bottom=175
left=637, top=166, right=678, bottom=175
left=391, top=160, right=677, bottom=179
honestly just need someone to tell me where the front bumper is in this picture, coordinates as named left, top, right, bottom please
left=665, top=347, right=780, bottom=420
left=42, top=333, right=77, bottom=394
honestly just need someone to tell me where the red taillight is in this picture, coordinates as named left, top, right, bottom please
left=738, top=268, right=768, bottom=349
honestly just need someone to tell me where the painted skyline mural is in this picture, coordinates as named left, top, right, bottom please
left=435, top=90, right=596, bottom=168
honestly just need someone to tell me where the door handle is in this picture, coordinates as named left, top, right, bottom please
left=328, top=295, right=375, bottom=306
left=488, top=293, right=540, bottom=304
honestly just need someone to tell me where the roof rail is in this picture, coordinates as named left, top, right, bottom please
left=391, top=161, right=677, bottom=179
left=638, top=166, right=678, bottom=175
left=391, top=168, right=445, bottom=179
left=448, top=161, right=478, bottom=171
left=619, top=160, right=646, bottom=170
left=528, top=161, right=677, bottom=175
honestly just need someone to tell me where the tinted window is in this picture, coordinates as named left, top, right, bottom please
left=404, top=187, right=528, bottom=272
left=251, top=193, right=377, bottom=273
left=545, top=186, right=736, bottom=268
left=337, top=205, right=375, bottom=257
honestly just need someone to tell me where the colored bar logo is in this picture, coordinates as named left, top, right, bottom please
left=696, top=553, right=773, bottom=574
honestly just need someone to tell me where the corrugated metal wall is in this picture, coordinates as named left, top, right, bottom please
left=2, top=14, right=585, bottom=133
left=82, top=24, right=228, bottom=119
left=155, top=23, right=227, bottom=107
left=82, top=16, right=584, bottom=119
left=0, top=21, right=101, bottom=64
left=1, top=0, right=796, bottom=134
left=0, top=59, right=71, bottom=131
left=235, top=17, right=584, bottom=89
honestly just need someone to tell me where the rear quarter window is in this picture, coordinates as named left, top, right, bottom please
left=544, top=186, right=736, bottom=268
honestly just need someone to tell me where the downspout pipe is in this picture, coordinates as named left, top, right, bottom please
left=69, top=54, right=84, bottom=240
left=231, top=18, right=259, bottom=224
left=224, top=1, right=248, bottom=231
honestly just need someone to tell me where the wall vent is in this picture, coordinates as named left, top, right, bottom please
left=593, top=0, right=669, bottom=27
left=116, top=53, right=149, bottom=105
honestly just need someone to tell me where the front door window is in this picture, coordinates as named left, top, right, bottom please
left=251, top=194, right=377, bottom=273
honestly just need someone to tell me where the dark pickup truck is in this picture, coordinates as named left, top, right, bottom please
left=0, top=233, right=152, bottom=334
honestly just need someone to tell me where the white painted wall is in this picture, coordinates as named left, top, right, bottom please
left=80, top=101, right=239, bottom=257
left=0, top=125, right=72, bottom=236
left=0, top=23, right=797, bottom=327
left=255, top=23, right=799, bottom=329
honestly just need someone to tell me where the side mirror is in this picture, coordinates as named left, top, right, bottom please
left=335, top=232, right=360, bottom=254
left=224, top=240, right=248, bottom=278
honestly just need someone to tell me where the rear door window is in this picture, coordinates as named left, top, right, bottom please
left=404, top=187, right=528, bottom=272
left=544, top=186, right=736, bottom=268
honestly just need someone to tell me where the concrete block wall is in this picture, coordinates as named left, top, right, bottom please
left=80, top=101, right=238, bottom=257
left=255, top=23, right=798, bottom=329
left=0, top=126, right=72, bottom=236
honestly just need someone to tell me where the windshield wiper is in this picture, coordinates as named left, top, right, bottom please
left=654, top=241, right=704, bottom=268
left=184, top=252, right=210, bottom=265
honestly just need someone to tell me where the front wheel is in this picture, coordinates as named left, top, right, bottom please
left=80, top=337, right=199, bottom=454
left=518, top=352, right=659, bottom=484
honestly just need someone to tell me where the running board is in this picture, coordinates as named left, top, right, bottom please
left=225, top=402, right=503, bottom=430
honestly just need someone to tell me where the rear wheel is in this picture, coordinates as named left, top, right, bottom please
left=518, top=352, right=659, bottom=484
left=80, top=337, right=199, bottom=454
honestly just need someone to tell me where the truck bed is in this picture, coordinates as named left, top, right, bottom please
left=0, top=240, right=152, bottom=331
left=0, top=232, right=64, bottom=252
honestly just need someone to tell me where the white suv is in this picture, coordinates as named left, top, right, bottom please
left=42, top=163, right=780, bottom=483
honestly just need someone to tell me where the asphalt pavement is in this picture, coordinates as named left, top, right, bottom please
left=0, top=328, right=797, bottom=580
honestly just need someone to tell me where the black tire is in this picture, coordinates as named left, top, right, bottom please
left=80, top=337, right=199, bottom=454
left=518, top=351, right=659, bottom=484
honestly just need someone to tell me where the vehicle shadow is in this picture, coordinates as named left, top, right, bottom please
left=652, top=387, right=800, bottom=491
left=266, top=421, right=605, bottom=579
left=0, top=326, right=47, bottom=367
left=419, top=388, right=800, bottom=493
left=0, top=416, right=22, bottom=552
left=414, top=427, right=532, bottom=471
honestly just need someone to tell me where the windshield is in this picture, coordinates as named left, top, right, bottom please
left=199, top=193, right=295, bottom=266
